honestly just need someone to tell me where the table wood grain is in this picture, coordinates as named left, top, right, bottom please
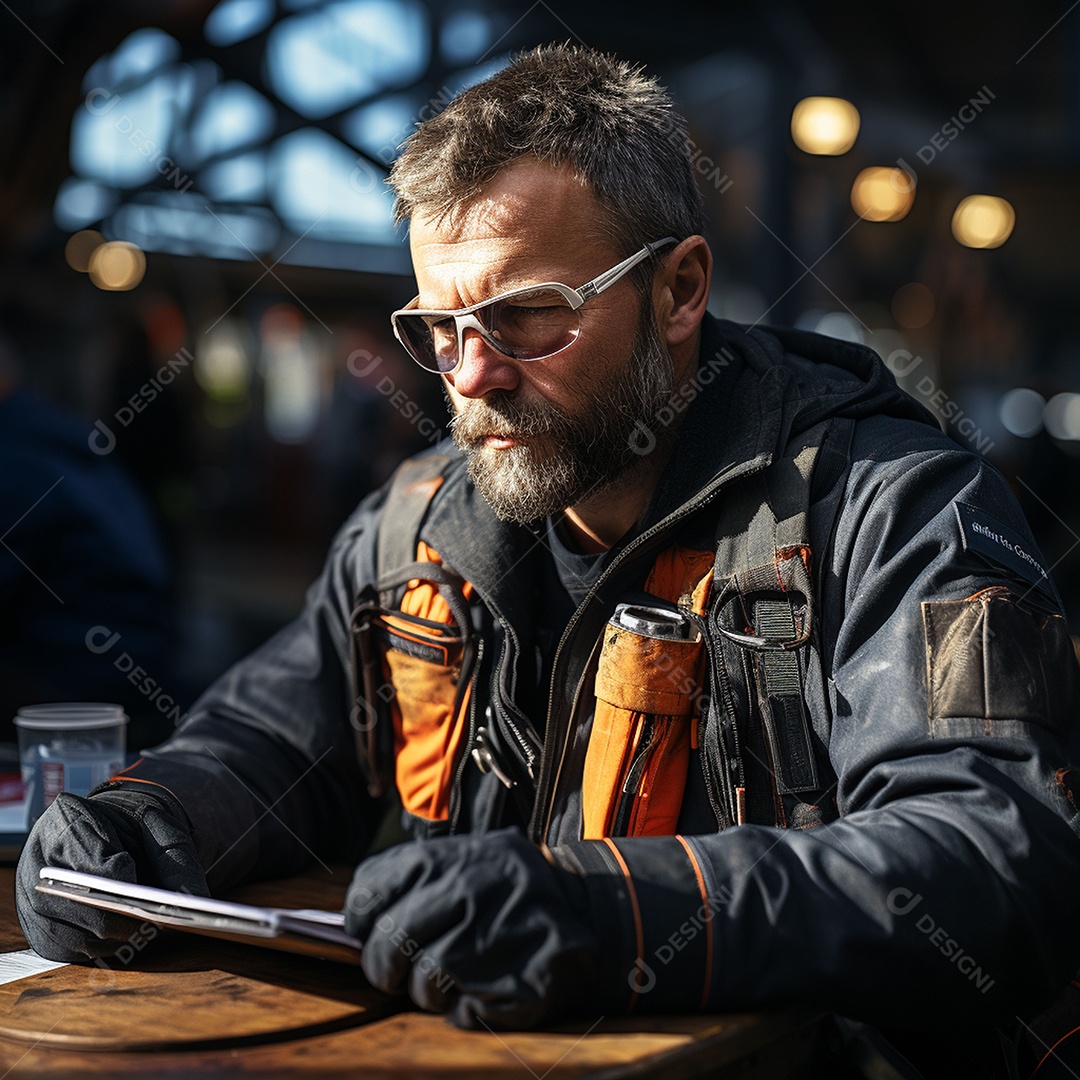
left=0, top=866, right=823, bottom=1077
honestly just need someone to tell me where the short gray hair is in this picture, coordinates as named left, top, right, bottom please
left=388, top=44, right=705, bottom=283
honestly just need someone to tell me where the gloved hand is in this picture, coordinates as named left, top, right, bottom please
left=15, top=786, right=208, bottom=963
left=344, top=827, right=601, bottom=1029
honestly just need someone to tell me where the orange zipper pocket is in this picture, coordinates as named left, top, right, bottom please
left=582, top=616, right=702, bottom=839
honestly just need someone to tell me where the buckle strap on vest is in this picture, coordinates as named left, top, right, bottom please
left=708, top=420, right=849, bottom=817
left=376, top=454, right=453, bottom=585
left=349, top=454, right=457, bottom=797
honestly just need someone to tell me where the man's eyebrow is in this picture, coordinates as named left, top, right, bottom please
left=472, top=250, right=574, bottom=291
left=419, top=266, right=571, bottom=309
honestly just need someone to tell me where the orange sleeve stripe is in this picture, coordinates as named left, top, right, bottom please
left=1033, top=1024, right=1080, bottom=1078
left=110, top=759, right=145, bottom=778
left=602, top=837, right=644, bottom=1012
left=104, top=770, right=187, bottom=810
left=675, top=834, right=713, bottom=1009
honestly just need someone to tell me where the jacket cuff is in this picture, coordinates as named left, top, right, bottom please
left=549, top=834, right=719, bottom=1013
left=90, top=752, right=261, bottom=892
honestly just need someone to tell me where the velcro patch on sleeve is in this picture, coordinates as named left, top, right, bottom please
left=954, top=502, right=1056, bottom=601
left=923, top=590, right=1075, bottom=738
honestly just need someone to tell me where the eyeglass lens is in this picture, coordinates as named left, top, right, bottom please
left=398, top=288, right=581, bottom=373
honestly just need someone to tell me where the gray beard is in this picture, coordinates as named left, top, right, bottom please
left=449, top=302, right=675, bottom=524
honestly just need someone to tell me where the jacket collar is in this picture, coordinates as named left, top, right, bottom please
left=641, top=314, right=788, bottom=533
left=420, top=314, right=809, bottom=614
left=416, top=315, right=889, bottom=609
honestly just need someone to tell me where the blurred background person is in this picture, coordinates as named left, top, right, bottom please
left=0, top=314, right=177, bottom=753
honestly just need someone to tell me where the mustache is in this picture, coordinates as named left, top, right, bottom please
left=449, top=391, right=570, bottom=442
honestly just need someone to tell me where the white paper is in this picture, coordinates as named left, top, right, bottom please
left=36, top=868, right=360, bottom=960
left=0, top=949, right=68, bottom=987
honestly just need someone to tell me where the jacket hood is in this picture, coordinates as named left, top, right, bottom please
left=644, top=314, right=939, bottom=526
left=754, top=319, right=938, bottom=433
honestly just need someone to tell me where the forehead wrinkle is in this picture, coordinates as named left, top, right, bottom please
left=412, top=240, right=578, bottom=308
left=429, top=159, right=585, bottom=239
left=409, top=160, right=617, bottom=306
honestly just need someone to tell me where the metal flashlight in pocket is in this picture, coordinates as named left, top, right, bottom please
left=608, top=601, right=700, bottom=642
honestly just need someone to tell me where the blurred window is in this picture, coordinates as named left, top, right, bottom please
left=58, top=4, right=510, bottom=271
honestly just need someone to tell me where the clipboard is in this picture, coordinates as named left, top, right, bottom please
left=35, top=867, right=364, bottom=965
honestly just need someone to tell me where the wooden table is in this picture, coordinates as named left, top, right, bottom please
left=0, top=864, right=823, bottom=1078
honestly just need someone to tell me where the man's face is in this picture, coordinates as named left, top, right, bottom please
left=408, top=159, right=674, bottom=524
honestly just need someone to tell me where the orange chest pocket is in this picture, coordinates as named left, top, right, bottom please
left=376, top=543, right=476, bottom=822
left=582, top=548, right=714, bottom=840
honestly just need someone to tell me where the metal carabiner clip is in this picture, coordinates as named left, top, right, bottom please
left=710, top=580, right=812, bottom=652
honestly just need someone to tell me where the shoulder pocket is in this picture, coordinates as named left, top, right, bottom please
left=923, top=586, right=1077, bottom=738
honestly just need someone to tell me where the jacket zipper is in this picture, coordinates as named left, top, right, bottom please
left=499, top=700, right=538, bottom=779
left=448, top=583, right=545, bottom=826
left=533, top=456, right=773, bottom=844
left=610, top=716, right=656, bottom=837
left=449, top=635, right=483, bottom=832
left=701, top=622, right=743, bottom=829
left=481, top=599, right=540, bottom=781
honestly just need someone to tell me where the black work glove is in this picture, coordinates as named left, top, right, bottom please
left=15, top=787, right=208, bottom=963
left=344, top=827, right=601, bottom=1029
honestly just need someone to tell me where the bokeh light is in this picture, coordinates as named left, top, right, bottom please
left=791, top=96, right=860, bottom=155
left=851, top=167, right=915, bottom=222
left=999, top=388, right=1045, bottom=438
left=892, top=283, right=935, bottom=329
left=1044, top=393, right=1080, bottom=441
left=88, top=241, right=146, bottom=290
left=64, top=230, right=104, bottom=272
left=951, top=195, right=1016, bottom=249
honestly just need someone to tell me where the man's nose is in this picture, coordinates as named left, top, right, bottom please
left=445, top=327, right=521, bottom=399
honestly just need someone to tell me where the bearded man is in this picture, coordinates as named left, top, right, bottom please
left=17, top=43, right=1080, bottom=1078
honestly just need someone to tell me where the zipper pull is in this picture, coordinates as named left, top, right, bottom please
left=610, top=717, right=657, bottom=836
left=471, top=713, right=516, bottom=789
left=620, top=717, right=657, bottom=795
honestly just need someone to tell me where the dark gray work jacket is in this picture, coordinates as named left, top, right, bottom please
left=117, top=314, right=1080, bottom=1042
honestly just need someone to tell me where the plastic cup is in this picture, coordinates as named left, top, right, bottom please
left=14, top=703, right=128, bottom=828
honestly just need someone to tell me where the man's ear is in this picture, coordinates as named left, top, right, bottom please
left=654, top=236, right=712, bottom=350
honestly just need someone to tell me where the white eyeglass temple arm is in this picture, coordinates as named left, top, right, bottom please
left=576, top=237, right=677, bottom=301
